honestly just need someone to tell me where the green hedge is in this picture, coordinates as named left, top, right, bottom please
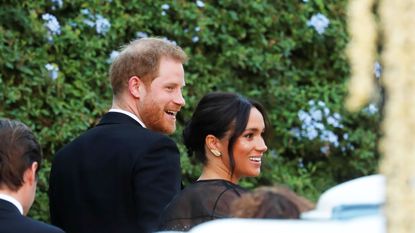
left=0, top=0, right=381, bottom=222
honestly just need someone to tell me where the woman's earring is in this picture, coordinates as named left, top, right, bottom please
left=210, top=149, right=222, bottom=157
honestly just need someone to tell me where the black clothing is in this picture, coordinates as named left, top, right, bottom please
left=159, top=179, right=247, bottom=231
left=0, top=199, right=64, bottom=233
left=49, top=112, right=181, bottom=233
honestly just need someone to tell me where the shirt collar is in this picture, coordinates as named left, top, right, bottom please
left=0, top=193, right=23, bottom=214
left=109, top=109, right=146, bottom=128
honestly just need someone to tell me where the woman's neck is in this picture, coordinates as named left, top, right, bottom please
left=198, top=164, right=239, bottom=184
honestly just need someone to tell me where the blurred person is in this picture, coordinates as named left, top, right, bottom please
left=230, top=185, right=315, bottom=219
left=49, top=38, right=187, bottom=233
left=0, top=118, right=64, bottom=233
left=158, top=92, right=270, bottom=231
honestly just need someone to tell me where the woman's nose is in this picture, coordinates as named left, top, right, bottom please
left=257, top=137, right=268, bottom=152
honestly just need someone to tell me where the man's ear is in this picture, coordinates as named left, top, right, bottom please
left=128, top=76, right=145, bottom=98
left=24, top=162, right=38, bottom=185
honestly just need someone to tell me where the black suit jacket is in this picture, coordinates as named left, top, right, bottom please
left=49, top=112, right=181, bottom=233
left=0, top=199, right=64, bottom=233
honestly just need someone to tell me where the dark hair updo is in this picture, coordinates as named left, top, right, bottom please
left=183, top=92, right=269, bottom=176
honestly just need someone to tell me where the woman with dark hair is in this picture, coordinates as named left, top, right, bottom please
left=158, top=92, right=270, bottom=231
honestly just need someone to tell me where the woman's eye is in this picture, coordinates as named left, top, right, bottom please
left=244, top=133, right=254, bottom=139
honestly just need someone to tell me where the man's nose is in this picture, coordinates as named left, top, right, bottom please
left=174, top=90, right=185, bottom=106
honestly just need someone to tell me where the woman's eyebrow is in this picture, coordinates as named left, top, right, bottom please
left=244, top=128, right=262, bottom=132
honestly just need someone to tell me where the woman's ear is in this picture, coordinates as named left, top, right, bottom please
left=205, top=134, right=217, bottom=150
left=128, top=76, right=145, bottom=98
left=205, top=135, right=222, bottom=157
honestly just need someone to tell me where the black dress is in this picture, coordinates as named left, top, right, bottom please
left=158, top=179, right=248, bottom=231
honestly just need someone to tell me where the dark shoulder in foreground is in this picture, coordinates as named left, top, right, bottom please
left=9, top=216, right=65, bottom=233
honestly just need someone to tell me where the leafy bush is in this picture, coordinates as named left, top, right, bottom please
left=0, top=0, right=381, bottom=222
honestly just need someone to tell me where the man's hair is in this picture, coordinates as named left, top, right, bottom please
left=0, top=119, right=42, bottom=191
left=109, top=37, right=188, bottom=95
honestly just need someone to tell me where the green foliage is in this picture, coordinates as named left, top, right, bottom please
left=0, top=0, right=381, bottom=221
